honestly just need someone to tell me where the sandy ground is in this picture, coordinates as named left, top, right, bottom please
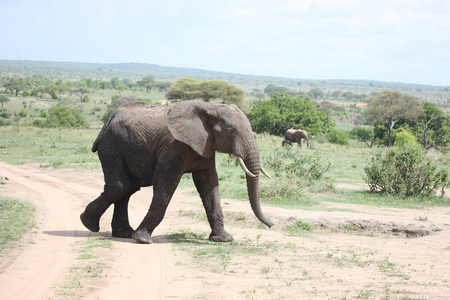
left=0, top=161, right=449, bottom=299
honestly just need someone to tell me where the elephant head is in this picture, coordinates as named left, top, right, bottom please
left=167, top=100, right=273, bottom=228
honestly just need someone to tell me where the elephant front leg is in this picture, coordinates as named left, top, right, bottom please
left=193, top=167, right=232, bottom=242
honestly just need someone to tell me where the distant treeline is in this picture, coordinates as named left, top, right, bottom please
left=1, top=59, right=448, bottom=90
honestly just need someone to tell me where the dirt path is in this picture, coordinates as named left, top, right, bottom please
left=1, top=162, right=450, bottom=299
left=0, top=162, right=171, bottom=300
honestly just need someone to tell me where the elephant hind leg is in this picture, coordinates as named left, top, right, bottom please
left=111, top=187, right=140, bottom=238
left=80, top=192, right=110, bottom=232
left=80, top=163, right=138, bottom=234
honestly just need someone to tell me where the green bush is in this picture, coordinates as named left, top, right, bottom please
left=326, top=129, right=349, bottom=145
left=264, top=146, right=330, bottom=180
left=364, top=143, right=449, bottom=197
left=260, top=146, right=330, bottom=202
left=394, top=128, right=418, bottom=146
left=17, top=109, right=28, bottom=118
left=0, top=117, right=12, bottom=126
left=44, top=106, right=90, bottom=128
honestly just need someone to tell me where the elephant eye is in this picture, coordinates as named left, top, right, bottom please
left=227, top=128, right=233, bottom=134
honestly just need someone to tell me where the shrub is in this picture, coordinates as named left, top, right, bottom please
left=44, top=106, right=90, bottom=128
left=0, top=118, right=11, bottom=126
left=17, top=109, right=28, bottom=118
left=394, top=128, right=418, bottom=146
left=260, top=146, right=331, bottom=202
left=326, top=129, right=349, bottom=145
left=364, top=143, right=449, bottom=197
left=264, top=146, right=330, bottom=180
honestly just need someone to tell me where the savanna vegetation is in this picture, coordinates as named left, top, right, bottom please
left=1, top=60, right=449, bottom=299
left=1, top=61, right=448, bottom=206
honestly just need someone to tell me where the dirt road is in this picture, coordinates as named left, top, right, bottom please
left=1, top=162, right=450, bottom=299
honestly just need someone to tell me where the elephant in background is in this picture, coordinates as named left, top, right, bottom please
left=80, top=100, right=273, bottom=244
left=283, top=128, right=310, bottom=147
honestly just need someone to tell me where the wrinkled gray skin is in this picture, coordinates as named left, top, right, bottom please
left=80, top=100, right=273, bottom=244
left=283, top=128, right=310, bottom=147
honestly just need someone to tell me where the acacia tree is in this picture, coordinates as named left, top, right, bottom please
left=165, top=78, right=245, bottom=108
left=165, top=77, right=201, bottom=103
left=137, top=76, right=156, bottom=93
left=365, top=91, right=422, bottom=147
left=3, top=79, right=30, bottom=96
left=73, top=87, right=91, bottom=102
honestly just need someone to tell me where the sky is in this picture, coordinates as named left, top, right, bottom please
left=1, top=0, right=449, bottom=86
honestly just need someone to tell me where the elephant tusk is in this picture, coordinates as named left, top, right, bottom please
left=237, top=156, right=257, bottom=178
left=260, top=165, right=272, bottom=179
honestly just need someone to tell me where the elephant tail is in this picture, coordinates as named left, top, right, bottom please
left=92, top=111, right=116, bottom=153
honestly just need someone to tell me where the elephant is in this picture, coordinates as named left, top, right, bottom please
left=80, top=100, right=273, bottom=244
left=281, top=139, right=293, bottom=146
left=283, top=128, right=310, bottom=147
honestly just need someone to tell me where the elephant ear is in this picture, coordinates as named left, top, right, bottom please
left=167, top=101, right=215, bottom=158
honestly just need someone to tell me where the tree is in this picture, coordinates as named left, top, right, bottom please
left=419, top=102, right=449, bottom=150
left=316, top=101, right=345, bottom=116
left=165, top=78, right=246, bottom=108
left=73, top=87, right=91, bottom=102
left=155, top=82, right=171, bottom=92
left=137, top=76, right=156, bottom=93
left=50, top=85, right=70, bottom=101
left=331, top=90, right=343, bottom=99
left=248, top=93, right=333, bottom=136
left=3, top=78, right=30, bottom=96
left=365, top=91, right=422, bottom=147
left=264, top=84, right=290, bottom=95
left=165, top=78, right=201, bottom=103
left=307, top=88, right=325, bottom=100
left=198, top=80, right=225, bottom=102
left=0, top=95, right=10, bottom=110
left=110, top=77, right=126, bottom=90
left=350, top=127, right=374, bottom=148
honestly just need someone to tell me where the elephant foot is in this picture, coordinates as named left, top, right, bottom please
left=80, top=212, right=100, bottom=232
left=209, top=231, right=233, bottom=242
left=112, top=226, right=134, bottom=238
left=132, top=229, right=153, bottom=244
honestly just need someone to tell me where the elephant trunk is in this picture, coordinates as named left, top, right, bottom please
left=240, top=139, right=274, bottom=228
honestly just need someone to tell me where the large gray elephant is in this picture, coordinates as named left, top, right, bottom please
left=80, top=100, right=273, bottom=244
left=283, top=128, right=310, bottom=147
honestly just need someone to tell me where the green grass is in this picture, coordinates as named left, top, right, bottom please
left=0, top=197, right=35, bottom=256
left=0, top=125, right=448, bottom=209
left=0, top=126, right=101, bottom=170
left=286, top=219, right=315, bottom=236
left=166, top=230, right=284, bottom=272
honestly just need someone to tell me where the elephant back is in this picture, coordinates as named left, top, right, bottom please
left=92, top=102, right=169, bottom=152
